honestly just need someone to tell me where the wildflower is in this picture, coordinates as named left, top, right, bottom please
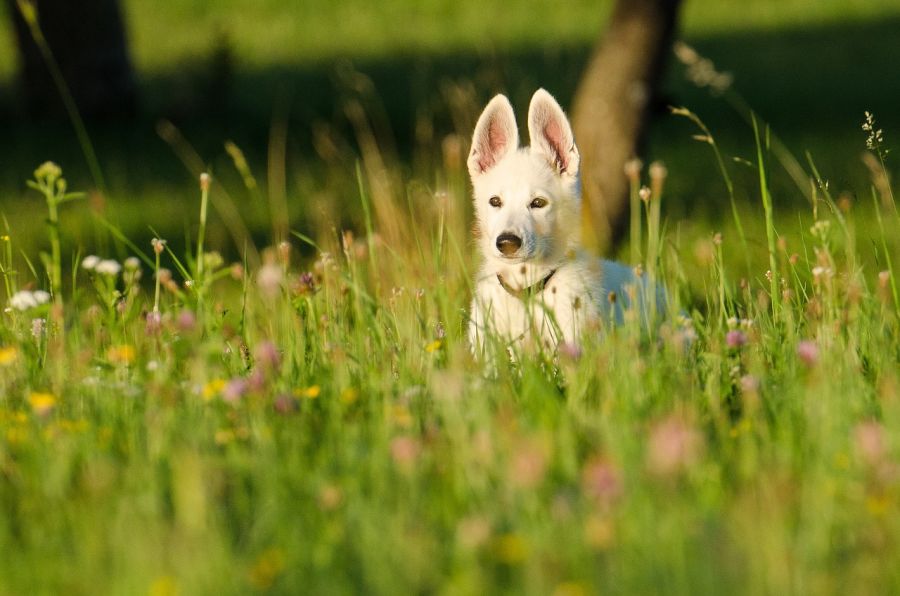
left=107, top=345, right=136, bottom=365
left=151, top=238, right=167, bottom=255
left=248, top=547, right=285, bottom=591
left=494, top=533, right=529, bottom=564
left=318, top=484, right=343, bottom=511
left=0, top=346, right=19, bottom=366
left=854, top=421, right=886, bottom=466
left=624, top=158, right=643, bottom=181
left=202, top=379, right=227, bottom=401
left=28, top=391, right=57, bottom=416
left=9, top=290, right=50, bottom=311
left=199, top=172, right=212, bottom=191
left=124, top=256, right=141, bottom=271
left=559, top=341, right=582, bottom=361
left=295, top=385, right=320, bottom=399
left=390, top=435, right=420, bottom=469
left=509, top=441, right=547, bottom=489
left=257, top=263, right=283, bottom=298
left=456, top=515, right=492, bottom=550
left=796, top=340, right=819, bottom=367
left=647, top=415, right=702, bottom=477
left=145, top=310, right=163, bottom=334
left=740, top=374, right=760, bottom=395
left=638, top=185, right=651, bottom=203
left=293, top=271, right=316, bottom=295
left=879, top=270, right=891, bottom=288
left=273, top=393, right=297, bottom=414
left=176, top=310, right=196, bottom=332
left=254, top=340, right=281, bottom=372
left=222, top=378, right=249, bottom=404
left=31, top=318, right=45, bottom=339
left=424, top=340, right=442, bottom=353
left=862, top=111, right=885, bottom=150
left=95, top=259, right=122, bottom=276
left=726, top=330, right=747, bottom=349
left=581, top=457, right=622, bottom=506
left=81, top=255, right=101, bottom=270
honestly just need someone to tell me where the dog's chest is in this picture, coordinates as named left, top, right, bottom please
left=474, top=268, right=596, bottom=346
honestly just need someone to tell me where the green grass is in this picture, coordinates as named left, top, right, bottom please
left=1, top=7, right=900, bottom=591
left=1, top=100, right=900, bottom=593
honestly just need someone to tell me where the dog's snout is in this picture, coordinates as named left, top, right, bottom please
left=496, top=233, right=522, bottom=256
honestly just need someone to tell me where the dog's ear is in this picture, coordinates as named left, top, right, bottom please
left=468, top=94, right=519, bottom=178
left=528, top=88, right=579, bottom=178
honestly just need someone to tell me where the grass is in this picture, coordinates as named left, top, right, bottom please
left=1, top=88, right=900, bottom=593
left=1, top=4, right=900, bottom=592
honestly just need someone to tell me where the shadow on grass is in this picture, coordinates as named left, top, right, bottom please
left=0, top=15, right=897, bottom=255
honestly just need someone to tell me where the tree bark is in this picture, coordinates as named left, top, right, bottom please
left=7, top=0, right=137, bottom=118
left=572, top=0, right=681, bottom=252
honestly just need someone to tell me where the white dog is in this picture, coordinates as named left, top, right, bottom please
left=467, top=88, right=656, bottom=355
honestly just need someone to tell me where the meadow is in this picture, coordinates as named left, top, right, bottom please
left=1, top=1, right=900, bottom=594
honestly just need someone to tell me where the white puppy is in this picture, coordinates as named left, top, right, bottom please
left=467, top=89, right=656, bottom=355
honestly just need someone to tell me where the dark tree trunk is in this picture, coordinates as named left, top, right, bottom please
left=572, top=0, right=681, bottom=252
left=7, top=0, right=137, bottom=118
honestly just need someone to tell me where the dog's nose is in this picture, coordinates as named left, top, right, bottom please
left=496, top=233, right=522, bottom=256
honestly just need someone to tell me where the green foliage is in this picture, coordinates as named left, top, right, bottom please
left=0, top=102, right=899, bottom=593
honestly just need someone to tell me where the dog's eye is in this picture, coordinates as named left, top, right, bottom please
left=489, top=196, right=502, bottom=208
left=530, top=197, right=548, bottom=209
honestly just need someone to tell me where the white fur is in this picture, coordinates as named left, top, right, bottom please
left=467, top=89, right=654, bottom=354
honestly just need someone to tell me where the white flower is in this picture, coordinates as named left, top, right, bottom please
left=10, top=291, right=37, bottom=311
left=95, top=259, right=122, bottom=276
left=124, top=256, right=141, bottom=270
left=9, top=290, right=49, bottom=311
left=82, top=255, right=101, bottom=270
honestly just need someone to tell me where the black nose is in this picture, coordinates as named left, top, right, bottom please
left=496, top=233, right=522, bottom=256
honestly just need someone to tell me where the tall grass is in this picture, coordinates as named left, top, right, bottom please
left=0, top=93, right=898, bottom=594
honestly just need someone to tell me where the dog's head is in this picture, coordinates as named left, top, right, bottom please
left=468, top=89, right=581, bottom=273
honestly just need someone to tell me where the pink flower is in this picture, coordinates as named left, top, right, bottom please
left=177, top=309, right=197, bottom=332
left=222, top=378, right=248, bottom=404
left=854, top=421, right=886, bottom=466
left=725, top=330, right=747, bottom=349
left=581, top=458, right=622, bottom=506
left=559, top=341, right=582, bottom=361
left=145, top=311, right=163, bottom=334
left=390, top=436, right=420, bottom=469
left=273, top=393, right=297, bottom=414
left=254, top=340, right=281, bottom=372
left=647, top=416, right=702, bottom=477
left=796, top=340, right=819, bottom=367
left=509, top=442, right=547, bottom=488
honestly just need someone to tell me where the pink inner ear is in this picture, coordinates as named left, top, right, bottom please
left=543, top=119, right=568, bottom=172
left=477, top=117, right=508, bottom=172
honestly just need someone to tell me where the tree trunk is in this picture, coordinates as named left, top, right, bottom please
left=572, top=0, right=681, bottom=252
left=7, top=0, right=137, bottom=118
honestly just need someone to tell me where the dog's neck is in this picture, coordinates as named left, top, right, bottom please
left=490, top=259, right=561, bottom=292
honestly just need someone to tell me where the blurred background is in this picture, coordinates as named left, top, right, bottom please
left=0, top=0, right=898, bottom=261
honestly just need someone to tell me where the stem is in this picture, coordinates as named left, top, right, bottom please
left=629, top=178, right=642, bottom=265
left=752, top=114, right=779, bottom=321
left=47, top=195, right=62, bottom=305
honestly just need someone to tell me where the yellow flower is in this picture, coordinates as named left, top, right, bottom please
left=28, top=391, right=56, bottom=416
left=425, top=340, right=442, bottom=353
left=340, top=387, right=359, bottom=404
left=148, top=575, right=179, bottom=596
left=108, top=344, right=136, bottom=365
left=294, top=385, right=321, bottom=399
left=248, top=547, right=285, bottom=590
left=494, top=533, right=529, bottom=564
left=0, top=346, right=19, bottom=366
left=202, top=379, right=227, bottom=401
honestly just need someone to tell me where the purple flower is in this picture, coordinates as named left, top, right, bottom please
left=559, top=341, right=582, bottom=361
left=177, top=309, right=197, bottom=332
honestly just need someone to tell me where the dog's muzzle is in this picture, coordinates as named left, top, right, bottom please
left=496, top=233, right=523, bottom=256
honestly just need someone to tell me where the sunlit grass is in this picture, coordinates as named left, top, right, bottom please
left=1, top=94, right=899, bottom=593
